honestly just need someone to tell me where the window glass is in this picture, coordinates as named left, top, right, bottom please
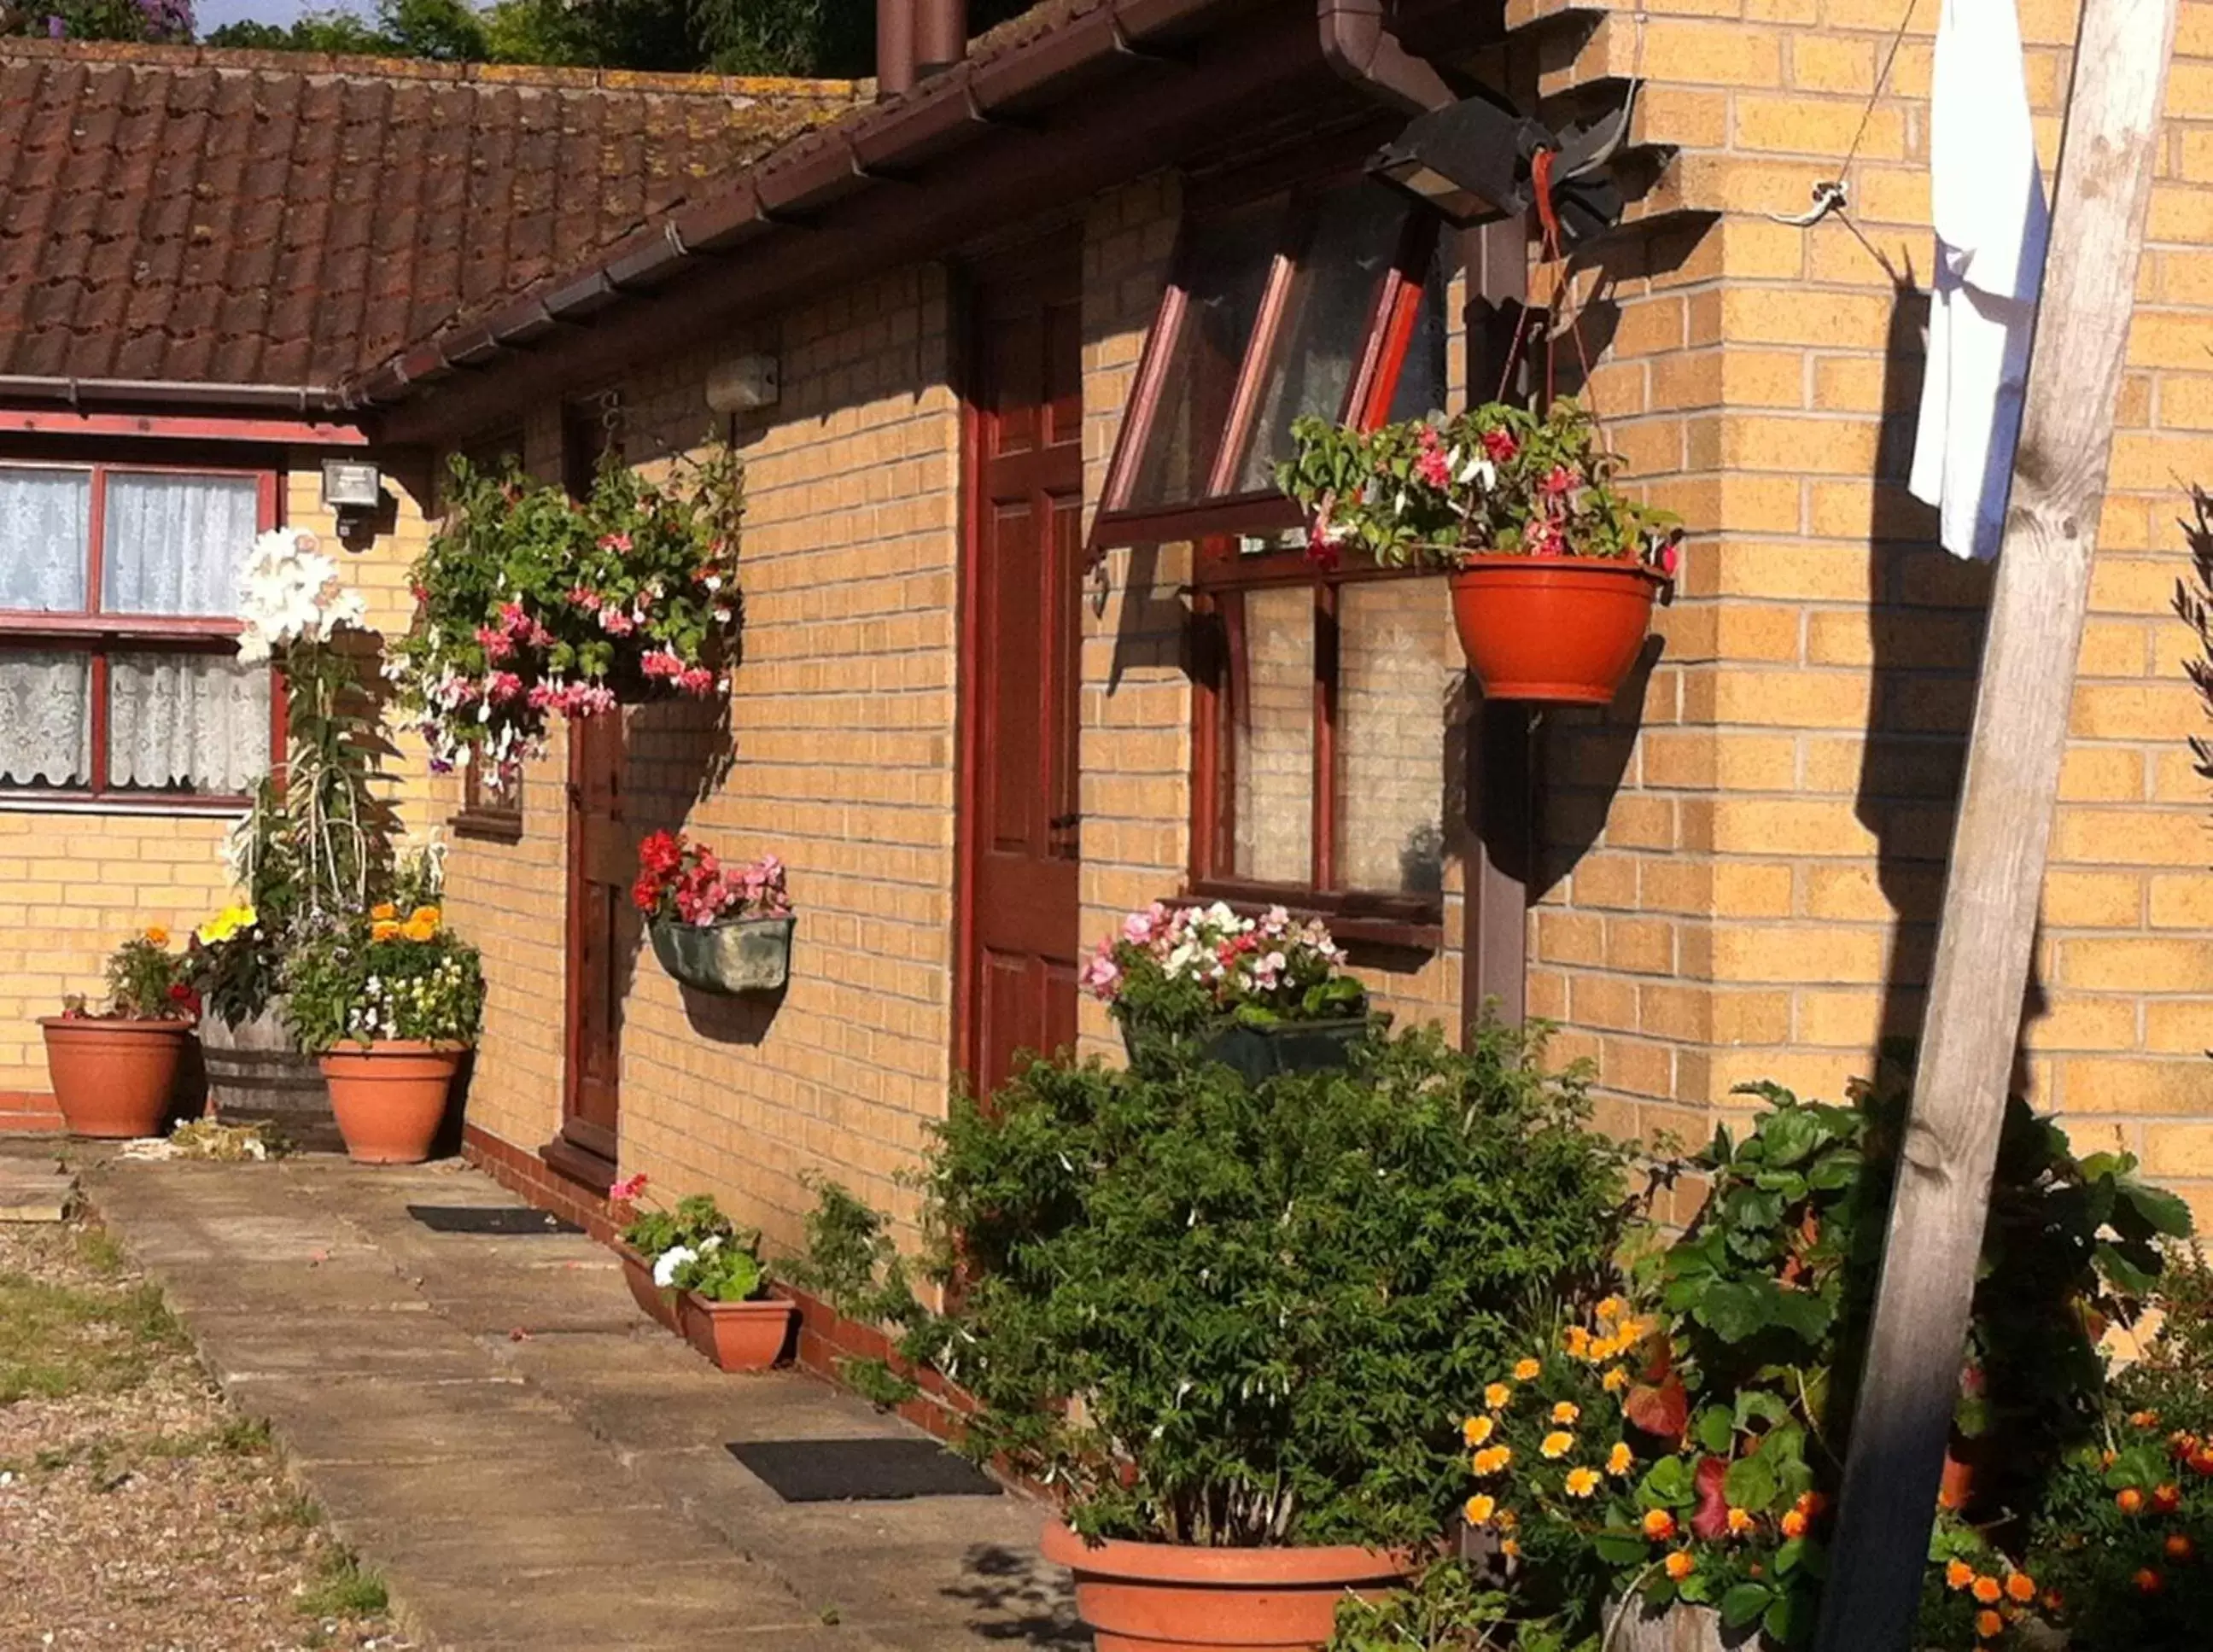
left=1336, top=580, right=1456, bottom=896
left=1385, top=242, right=1452, bottom=425
left=0, top=650, right=90, bottom=787
left=1125, top=197, right=1280, bottom=510
left=102, top=473, right=260, bottom=616
left=1234, top=185, right=1409, bottom=493
left=0, top=468, right=90, bottom=610
left=107, top=652, right=271, bottom=795
left=1230, top=585, right=1315, bottom=884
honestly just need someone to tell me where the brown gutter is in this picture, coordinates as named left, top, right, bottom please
left=0, top=373, right=348, bottom=413
left=1316, top=0, right=1455, bottom=114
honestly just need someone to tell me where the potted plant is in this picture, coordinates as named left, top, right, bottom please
left=632, top=831, right=795, bottom=995
left=1080, top=901, right=1373, bottom=1082
left=281, top=903, right=485, bottom=1164
left=39, top=926, right=201, bottom=1138
left=388, top=445, right=744, bottom=793
left=1279, top=400, right=1679, bottom=705
left=795, top=1021, right=1637, bottom=1652
left=607, top=1176, right=797, bottom=1367
left=610, top=1174, right=729, bottom=1330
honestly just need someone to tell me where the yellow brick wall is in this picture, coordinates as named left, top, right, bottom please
left=0, top=450, right=432, bottom=1104
left=1509, top=0, right=2213, bottom=1217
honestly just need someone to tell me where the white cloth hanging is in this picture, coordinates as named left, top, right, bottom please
left=1908, top=0, right=2050, bottom=561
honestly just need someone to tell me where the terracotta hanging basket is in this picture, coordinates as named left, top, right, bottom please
left=1040, top=1521, right=1410, bottom=1652
left=318, top=1040, right=465, bottom=1165
left=1447, top=554, right=1667, bottom=705
left=648, top=913, right=796, bottom=995
left=38, top=1015, right=195, bottom=1138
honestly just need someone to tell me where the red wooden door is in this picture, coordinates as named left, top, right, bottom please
left=960, top=251, right=1085, bottom=1095
left=563, top=712, right=628, bottom=1166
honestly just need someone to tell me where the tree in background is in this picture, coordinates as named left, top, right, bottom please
left=3, top=0, right=190, bottom=42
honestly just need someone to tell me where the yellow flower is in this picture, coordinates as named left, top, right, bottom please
left=194, top=903, right=258, bottom=946
left=1607, top=1441, right=1635, bottom=1477
left=409, top=905, right=441, bottom=928
left=1463, top=1494, right=1496, bottom=1526
left=1539, top=1431, right=1574, bottom=1460
left=1500, top=1537, right=1521, bottom=1559
left=1472, top=1445, right=1512, bottom=1476
left=1485, top=1382, right=1513, bottom=1410
left=371, top=902, right=399, bottom=921
left=400, top=916, right=438, bottom=942
left=143, top=925, right=170, bottom=947
left=1596, top=1295, right=1627, bottom=1322
left=1513, top=1357, right=1541, bottom=1381
left=1564, top=1467, right=1600, bottom=1498
left=1602, top=1366, right=1631, bottom=1393
left=1551, top=1401, right=1580, bottom=1426
left=1641, top=1509, right=1677, bottom=1541
left=1463, top=1416, right=1495, bottom=1447
left=1664, top=1550, right=1695, bottom=1582
left=371, top=919, right=403, bottom=943
left=1725, top=1507, right=1755, bottom=1537
left=1563, top=1325, right=1591, bottom=1357
left=1494, top=1508, right=1517, bottom=1532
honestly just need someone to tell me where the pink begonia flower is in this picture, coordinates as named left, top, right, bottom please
left=1079, top=948, right=1122, bottom=1000
left=640, top=651, right=686, bottom=680
left=598, top=533, right=633, bottom=553
left=608, top=1173, right=648, bottom=1204
left=1481, top=428, right=1519, bottom=463
left=677, top=667, right=715, bottom=695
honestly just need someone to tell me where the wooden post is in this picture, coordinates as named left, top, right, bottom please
left=1813, top=1, right=2178, bottom=1646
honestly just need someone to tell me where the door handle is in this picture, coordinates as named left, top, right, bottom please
left=1048, top=813, right=1081, bottom=831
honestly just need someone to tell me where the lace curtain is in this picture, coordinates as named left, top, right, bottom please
left=109, top=653, right=268, bottom=794
left=0, top=468, right=90, bottom=610
left=103, top=472, right=260, bottom=616
left=0, top=651, right=90, bottom=786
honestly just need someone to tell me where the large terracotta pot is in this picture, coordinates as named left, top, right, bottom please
left=679, top=1292, right=798, bottom=1371
left=1447, top=555, right=1667, bottom=705
left=38, top=1015, right=194, bottom=1138
left=318, top=1040, right=465, bottom=1165
left=1040, top=1521, right=1409, bottom=1652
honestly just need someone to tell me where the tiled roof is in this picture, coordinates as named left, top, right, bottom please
left=0, top=40, right=863, bottom=389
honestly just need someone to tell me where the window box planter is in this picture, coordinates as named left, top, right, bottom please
left=1121, top=1015, right=1373, bottom=1085
left=678, top=1291, right=798, bottom=1372
left=1040, top=1522, right=1410, bottom=1652
left=318, top=1040, right=465, bottom=1165
left=38, top=1016, right=194, bottom=1139
left=617, top=1245, right=681, bottom=1333
left=647, top=914, right=796, bottom=995
left=1447, top=556, right=1668, bottom=705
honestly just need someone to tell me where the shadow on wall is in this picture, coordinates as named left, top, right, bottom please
left=1860, top=274, right=2046, bottom=1085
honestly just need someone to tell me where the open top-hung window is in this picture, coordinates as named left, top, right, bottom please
left=0, top=462, right=276, bottom=804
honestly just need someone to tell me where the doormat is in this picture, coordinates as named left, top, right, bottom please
left=727, top=1438, right=1002, bottom=1502
left=406, top=1205, right=583, bottom=1235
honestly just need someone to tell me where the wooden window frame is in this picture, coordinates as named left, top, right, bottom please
left=0, top=455, right=281, bottom=811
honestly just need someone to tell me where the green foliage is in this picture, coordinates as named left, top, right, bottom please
left=279, top=909, right=484, bottom=1054
left=1277, top=400, right=1679, bottom=572
left=619, top=1191, right=733, bottom=1260
left=9, top=0, right=191, bottom=45
left=669, top=1239, right=768, bottom=1302
left=1325, top=1559, right=1513, bottom=1650
left=0, top=1258, right=184, bottom=1404
left=97, top=929, right=196, bottom=1019
left=835, top=1021, right=1632, bottom=1550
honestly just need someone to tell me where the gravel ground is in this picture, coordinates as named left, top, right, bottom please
left=0, top=1216, right=411, bottom=1652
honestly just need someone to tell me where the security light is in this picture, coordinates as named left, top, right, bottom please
left=320, top=459, right=382, bottom=522
left=1368, top=96, right=1545, bottom=227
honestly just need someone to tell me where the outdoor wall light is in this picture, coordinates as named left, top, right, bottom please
left=705, top=353, right=780, bottom=414
left=1369, top=92, right=1631, bottom=248
left=320, top=458, right=384, bottom=537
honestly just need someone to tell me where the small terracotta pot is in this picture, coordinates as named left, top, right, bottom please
left=38, top=1015, right=195, bottom=1139
left=1447, top=555, right=1667, bottom=705
left=318, top=1040, right=465, bottom=1165
left=1040, top=1521, right=1410, bottom=1652
left=679, top=1292, right=798, bottom=1372
left=619, top=1246, right=682, bottom=1332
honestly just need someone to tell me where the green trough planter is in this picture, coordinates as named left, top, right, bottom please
left=648, top=914, right=797, bottom=995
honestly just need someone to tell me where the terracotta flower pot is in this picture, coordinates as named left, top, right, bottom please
left=679, top=1292, right=798, bottom=1371
left=1447, top=554, right=1667, bottom=705
left=1040, top=1521, right=1410, bottom=1652
left=619, top=1246, right=682, bottom=1332
left=318, top=1040, right=465, bottom=1165
left=38, top=1015, right=194, bottom=1139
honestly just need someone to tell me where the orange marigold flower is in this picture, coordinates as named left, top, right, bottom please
left=1463, top=1494, right=1496, bottom=1526
left=2041, top=1589, right=2064, bottom=1613
left=1539, top=1431, right=1574, bottom=1460
left=409, top=905, right=441, bottom=927
left=2152, top=1483, right=2182, bottom=1515
left=1602, top=1366, right=1631, bottom=1393
left=1946, top=1559, right=1976, bottom=1592
left=1971, top=1575, right=2003, bottom=1605
left=1500, top=1537, right=1521, bottom=1559
left=1564, top=1467, right=1600, bottom=1498
left=1779, top=1510, right=1808, bottom=1539
left=2117, top=1487, right=2146, bottom=1515
left=1552, top=1401, right=1580, bottom=1426
left=2006, top=1572, right=2036, bottom=1602
left=1725, top=1507, right=1755, bottom=1537
left=1607, top=1442, right=1635, bottom=1477
left=1513, top=1357, right=1542, bottom=1381
left=1463, top=1416, right=1494, bottom=1447
left=2191, top=1449, right=2213, bottom=1478
left=1486, top=1382, right=1513, bottom=1411
left=143, top=925, right=170, bottom=946
left=1641, top=1509, right=1677, bottom=1541
left=1663, top=1550, right=1695, bottom=1581
left=371, top=919, right=403, bottom=943
left=1795, top=1491, right=1827, bottom=1520
left=371, top=902, right=398, bottom=921
left=1494, top=1509, right=1517, bottom=1532
left=2135, top=1568, right=2164, bottom=1596
left=2167, top=1534, right=2194, bottom=1562
left=1472, top=1445, right=1512, bottom=1476
left=1564, top=1326, right=1591, bottom=1357
left=400, top=915, right=438, bottom=942
left=1588, top=1335, right=1620, bottom=1362
left=1975, top=1610, right=2004, bottom=1640
left=1597, top=1295, right=1627, bottom=1322
left=2131, top=1410, right=2162, bottom=1429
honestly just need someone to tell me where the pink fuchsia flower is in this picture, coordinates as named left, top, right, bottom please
left=1541, top=464, right=1581, bottom=497
left=640, top=651, right=686, bottom=680
left=677, top=667, right=716, bottom=695
left=475, top=625, right=515, bottom=661
left=1413, top=424, right=1452, bottom=490
left=527, top=682, right=560, bottom=710
left=598, top=533, right=633, bottom=554
left=487, top=671, right=525, bottom=703
left=568, top=683, right=617, bottom=717
left=1658, top=540, right=1681, bottom=579
left=1481, top=428, right=1520, bottom=463
left=599, top=608, right=637, bottom=637
left=567, top=586, right=602, bottom=610
left=608, top=1172, right=648, bottom=1204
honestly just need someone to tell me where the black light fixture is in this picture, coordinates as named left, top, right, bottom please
left=1368, top=91, right=1632, bottom=248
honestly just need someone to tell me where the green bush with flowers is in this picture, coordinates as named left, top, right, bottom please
left=63, top=925, right=200, bottom=1021
left=609, top=1176, right=771, bottom=1301
left=279, top=903, right=485, bottom=1054
left=388, top=442, right=744, bottom=791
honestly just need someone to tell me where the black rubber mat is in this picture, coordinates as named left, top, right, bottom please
left=406, top=1205, right=583, bottom=1235
left=727, top=1438, right=1003, bottom=1502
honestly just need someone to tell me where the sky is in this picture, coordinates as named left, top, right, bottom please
left=196, top=0, right=370, bottom=32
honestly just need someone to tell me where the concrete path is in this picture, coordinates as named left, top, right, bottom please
left=73, top=1150, right=1079, bottom=1652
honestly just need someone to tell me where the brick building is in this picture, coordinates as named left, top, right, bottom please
left=4, top=0, right=2213, bottom=1245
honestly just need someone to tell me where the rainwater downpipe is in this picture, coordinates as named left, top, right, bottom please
left=1316, top=0, right=1457, bottom=114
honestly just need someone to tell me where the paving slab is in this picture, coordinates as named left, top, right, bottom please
left=0, top=1164, right=72, bottom=1221
left=80, top=1150, right=1079, bottom=1649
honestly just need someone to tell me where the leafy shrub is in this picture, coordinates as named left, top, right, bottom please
left=820, top=1021, right=1635, bottom=1550
left=91, top=927, right=198, bottom=1020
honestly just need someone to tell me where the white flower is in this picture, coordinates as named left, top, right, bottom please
left=237, top=528, right=365, bottom=661
left=652, top=1246, right=698, bottom=1287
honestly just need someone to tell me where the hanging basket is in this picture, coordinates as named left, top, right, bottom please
left=1448, top=555, right=1667, bottom=705
left=648, top=914, right=796, bottom=995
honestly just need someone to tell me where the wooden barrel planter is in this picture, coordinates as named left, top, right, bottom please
left=201, top=1006, right=342, bottom=1152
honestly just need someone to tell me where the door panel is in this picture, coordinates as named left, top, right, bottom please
left=961, top=249, right=1086, bottom=1095
left=563, top=712, right=628, bottom=1163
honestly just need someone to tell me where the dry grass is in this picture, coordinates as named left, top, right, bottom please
left=0, top=1218, right=410, bottom=1651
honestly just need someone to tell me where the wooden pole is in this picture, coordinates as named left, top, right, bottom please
left=1813, top=0, right=2177, bottom=1645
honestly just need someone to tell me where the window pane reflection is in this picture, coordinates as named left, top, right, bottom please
left=1230, top=585, right=1315, bottom=884
left=1336, top=580, right=1454, bottom=896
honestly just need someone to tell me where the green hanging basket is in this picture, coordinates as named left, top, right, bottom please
left=647, top=914, right=797, bottom=995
